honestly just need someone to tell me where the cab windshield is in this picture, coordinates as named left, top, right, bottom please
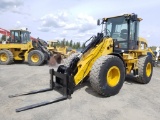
left=104, top=16, right=128, bottom=41
left=20, top=31, right=30, bottom=43
left=10, top=31, right=30, bottom=43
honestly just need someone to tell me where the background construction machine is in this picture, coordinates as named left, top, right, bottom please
left=10, top=13, right=153, bottom=112
left=154, top=46, right=160, bottom=66
left=0, top=28, right=53, bottom=65
left=137, top=37, right=157, bottom=66
left=47, top=40, right=76, bottom=58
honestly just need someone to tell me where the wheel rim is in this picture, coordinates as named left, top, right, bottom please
left=107, top=66, right=120, bottom=87
left=0, top=53, right=8, bottom=62
left=146, top=63, right=151, bottom=77
left=31, top=54, right=39, bottom=63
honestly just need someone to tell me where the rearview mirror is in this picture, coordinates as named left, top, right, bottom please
left=97, top=19, right=100, bottom=26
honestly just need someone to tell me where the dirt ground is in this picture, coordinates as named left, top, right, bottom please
left=0, top=64, right=160, bottom=120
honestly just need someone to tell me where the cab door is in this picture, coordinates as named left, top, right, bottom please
left=128, top=21, right=139, bottom=50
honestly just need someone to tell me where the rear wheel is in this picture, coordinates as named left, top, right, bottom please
left=28, top=50, right=45, bottom=66
left=135, top=56, right=153, bottom=84
left=90, top=55, right=125, bottom=97
left=0, top=50, right=13, bottom=65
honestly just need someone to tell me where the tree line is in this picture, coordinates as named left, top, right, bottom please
left=149, top=46, right=159, bottom=51
left=55, top=39, right=85, bottom=49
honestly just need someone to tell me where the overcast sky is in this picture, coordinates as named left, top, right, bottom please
left=0, top=0, right=160, bottom=46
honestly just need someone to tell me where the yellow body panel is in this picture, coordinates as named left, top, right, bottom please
left=47, top=46, right=76, bottom=58
left=56, top=46, right=67, bottom=55
left=0, top=41, right=33, bottom=62
left=122, top=52, right=138, bottom=74
left=103, top=14, right=142, bottom=21
left=47, top=47, right=57, bottom=51
left=11, top=50, right=23, bottom=60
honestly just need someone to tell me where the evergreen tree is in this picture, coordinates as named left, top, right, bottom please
left=82, top=43, right=85, bottom=49
left=57, top=40, right=61, bottom=46
left=72, top=43, right=76, bottom=49
left=77, top=42, right=81, bottom=49
left=149, top=46, right=157, bottom=51
left=65, top=40, right=69, bottom=46
left=69, top=40, right=73, bottom=47
left=61, top=38, right=65, bottom=47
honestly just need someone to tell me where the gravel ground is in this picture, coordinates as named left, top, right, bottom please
left=0, top=64, right=160, bottom=120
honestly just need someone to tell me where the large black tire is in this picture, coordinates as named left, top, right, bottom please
left=28, top=50, right=45, bottom=66
left=0, top=50, right=13, bottom=65
left=135, top=56, right=153, bottom=84
left=90, top=55, right=125, bottom=97
left=63, top=53, right=79, bottom=67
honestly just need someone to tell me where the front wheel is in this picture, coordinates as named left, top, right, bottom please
left=90, top=55, right=125, bottom=97
left=28, top=50, right=45, bottom=66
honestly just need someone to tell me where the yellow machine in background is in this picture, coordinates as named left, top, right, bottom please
left=47, top=40, right=76, bottom=58
left=138, top=37, right=157, bottom=65
left=56, top=46, right=76, bottom=57
left=10, top=13, right=154, bottom=112
left=0, top=29, right=51, bottom=65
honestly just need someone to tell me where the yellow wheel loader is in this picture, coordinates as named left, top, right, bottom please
left=0, top=29, right=59, bottom=66
left=10, top=13, right=153, bottom=112
left=47, top=40, right=77, bottom=58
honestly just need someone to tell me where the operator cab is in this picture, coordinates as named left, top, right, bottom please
left=99, top=13, right=141, bottom=53
left=9, top=30, right=31, bottom=44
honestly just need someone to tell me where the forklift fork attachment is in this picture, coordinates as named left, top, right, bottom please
left=16, top=96, right=67, bottom=112
left=8, top=88, right=52, bottom=98
left=9, top=69, right=71, bottom=112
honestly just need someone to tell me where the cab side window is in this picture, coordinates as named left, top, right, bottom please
left=21, top=32, right=27, bottom=44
